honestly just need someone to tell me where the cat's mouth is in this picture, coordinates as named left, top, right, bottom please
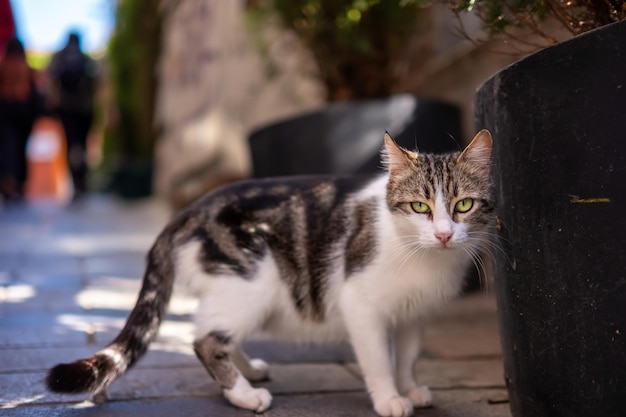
left=434, top=240, right=457, bottom=250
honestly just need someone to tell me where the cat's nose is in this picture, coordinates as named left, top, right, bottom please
left=435, top=232, right=452, bottom=245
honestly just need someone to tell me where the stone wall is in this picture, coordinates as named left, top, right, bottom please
left=154, top=0, right=324, bottom=203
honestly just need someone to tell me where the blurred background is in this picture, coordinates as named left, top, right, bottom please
left=0, top=0, right=575, bottom=210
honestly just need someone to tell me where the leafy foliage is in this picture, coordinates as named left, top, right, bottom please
left=255, top=0, right=429, bottom=100
left=107, top=0, right=162, bottom=161
left=452, top=0, right=626, bottom=43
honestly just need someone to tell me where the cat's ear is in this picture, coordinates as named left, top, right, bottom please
left=457, top=129, right=492, bottom=167
left=383, top=132, right=417, bottom=174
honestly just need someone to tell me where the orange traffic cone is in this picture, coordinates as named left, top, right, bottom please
left=24, top=116, right=72, bottom=203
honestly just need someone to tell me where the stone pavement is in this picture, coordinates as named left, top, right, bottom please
left=0, top=195, right=512, bottom=417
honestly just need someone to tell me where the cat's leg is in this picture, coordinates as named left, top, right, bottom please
left=193, top=331, right=271, bottom=412
left=342, top=299, right=413, bottom=417
left=191, top=267, right=276, bottom=412
left=232, top=347, right=270, bottom=382
left=394, top=324, right=432, bottom=408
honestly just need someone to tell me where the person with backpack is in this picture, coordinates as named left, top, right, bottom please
left=0, top=37, right=44, bottom=203
left=47, top=31, right=97, bottom=197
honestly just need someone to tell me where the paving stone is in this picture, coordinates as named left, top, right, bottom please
left=13, top=272, right=85, bottom=291
left=259, top=363, right=364, bottom=394
left=0, top=344, right=197, bottom=373
left=268, top=390, right=509, bottom=417
left=1, top=397, right=251, bottom=417
left=0, top=314, right=194, bottom=348
left=1, top=389, right=511, bottom=417
left=21, top=234, right=157, bottom=258
left=83, top=254, right=146, bottom=279
left=0, top=321, right=120, bottom=348
left=1, top=362, right=362, bottom=407
left=439, top=292, right=499, bottom=319
left=423, top=389, right=512, bottom=417
left=346, top=358, right=505, bottom=390
left=423, top=317, right=502, bottom=360
left=422, top=293, right=502, bottom=360
left=268, top=392, right=378, bottom=416
left=0, top=290, right=82, bottom=316
left=415, top=359, right=505, bottom=389
left=243, top=340, right=355, bottom=363
left=0, top=366, right=219, bottom=406
left=15, top=255, right=83, bottom=277
left=0, top=254, right=20, bottom=275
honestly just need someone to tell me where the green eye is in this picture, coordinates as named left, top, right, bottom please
left=411, top=201, right=431, bottom=214
left=455, top=198, right=474, bottom=213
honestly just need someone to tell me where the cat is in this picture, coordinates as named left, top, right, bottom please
left=46, top=130, right=495, bottom=417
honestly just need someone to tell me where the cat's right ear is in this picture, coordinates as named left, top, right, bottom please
left=456, top=129, right=493, bottom=168
left=383, top=132, right=417, bottom=174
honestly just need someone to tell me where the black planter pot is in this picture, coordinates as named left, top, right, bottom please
left=475, top=21, right=626, bottom=417
left=248, top=95, right=463, bottom=177
left=109, top=160, right=154, bottom=200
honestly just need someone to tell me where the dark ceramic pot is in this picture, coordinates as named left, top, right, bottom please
left=248, top=95, right=463, bottom=177
left=475, top=20, right=626, bottom=417
left=109, top=160, right=154, bottom=199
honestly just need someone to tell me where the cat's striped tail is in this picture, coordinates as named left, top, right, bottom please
left=46, top=223, right=180, bottom=398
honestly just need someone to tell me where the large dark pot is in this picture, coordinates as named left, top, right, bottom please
left=475, top=20, right=626, bottom=417
left=109, top=160, right=154, bottom=199
left=248, top=95, right=463, bottom=177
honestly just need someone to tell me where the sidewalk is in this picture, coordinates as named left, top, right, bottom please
left=0, top=195, right=512, bottom=417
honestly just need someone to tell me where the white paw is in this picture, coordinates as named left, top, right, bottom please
left=374, top=395, right=414, bottom=417
left=224, top=386, right=272, bottom=413
left=246, top=358, right=270, bottom=382
left=406, top=386, right=432, bottom=408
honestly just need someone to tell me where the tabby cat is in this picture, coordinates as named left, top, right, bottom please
left=47, top=130, right=495, bottom=417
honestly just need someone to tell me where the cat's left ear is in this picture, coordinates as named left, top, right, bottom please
left=456, top=129, right=492, bottom=168
left=383, top=132, right=417, bottom=174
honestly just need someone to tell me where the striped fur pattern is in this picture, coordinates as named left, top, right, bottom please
left=47, top=131, right=495, bottom=417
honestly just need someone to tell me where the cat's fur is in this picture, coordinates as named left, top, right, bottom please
left=47, top=130, right=495, bottom=417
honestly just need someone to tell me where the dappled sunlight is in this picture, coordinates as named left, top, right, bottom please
left=0, top=394, right=45, bottom=409
left=77, top=278, right=198, bottom=316
left=157, top=321, right=194, bottom=344
left=56, top=313, right=125, bottom=335
left=69, top=400, right=97, bottom=409
left=150, top=339, right=194, bottom=356
left=54, top=310, right=195, bottom=346
left=49, top=234, right=156, bottom=256
left=0, top=283, right=36, bottom=303
left=77, top=287, right=138, bottom=311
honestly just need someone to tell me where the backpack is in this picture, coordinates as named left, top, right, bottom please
left=57, top=53, right=90, bottom=94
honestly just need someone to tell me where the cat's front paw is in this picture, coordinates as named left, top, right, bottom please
left=405, top=386, right=432, bottom=408
left=374, top=395, right=413, bottom=417
left=224, top=386, right=272, bottom=413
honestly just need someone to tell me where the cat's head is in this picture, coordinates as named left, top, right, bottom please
left=383, top=130, right=494, bottom=251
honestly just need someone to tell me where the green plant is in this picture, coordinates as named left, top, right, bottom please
left=252, top=0, right=430, bottom=101
left=107, top=0, right=162, bottom=162
left=451, top=0, right=626, bottom=47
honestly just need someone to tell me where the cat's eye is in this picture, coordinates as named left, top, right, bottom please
left=455, top=198, right=474, bottom=213
left=411, top=201, right=430, bottom=214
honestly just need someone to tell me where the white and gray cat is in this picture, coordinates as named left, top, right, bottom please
left=47, top=130, right=495, bottom=417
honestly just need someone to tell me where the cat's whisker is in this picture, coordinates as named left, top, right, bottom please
left=462, top=246, right=490, bottom=294
left=467, top=232, right=511, bottom=266
left=389, top=241, right=428, bottom=279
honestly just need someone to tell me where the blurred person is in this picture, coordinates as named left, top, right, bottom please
left=0, top=37, right=43, bottom=202
left=0, top=0, right=16, bottom=53
left=47, top=31, right=97, bottom=197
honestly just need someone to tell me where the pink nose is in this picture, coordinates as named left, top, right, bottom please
left=435, top=232, right=452, bottom=245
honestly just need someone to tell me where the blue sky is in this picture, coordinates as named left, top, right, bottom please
left=10, top=0, right=114, bottom=53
